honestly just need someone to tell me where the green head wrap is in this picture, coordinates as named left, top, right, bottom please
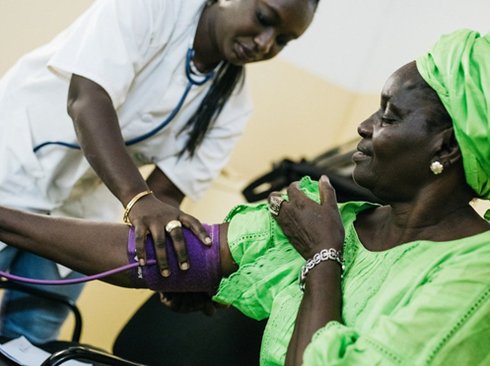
left=416, top=29, right=490, bottom=203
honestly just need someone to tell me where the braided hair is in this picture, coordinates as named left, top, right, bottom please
left=179, top=61, right=244, bottom=157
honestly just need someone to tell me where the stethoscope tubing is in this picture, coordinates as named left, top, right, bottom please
left=33, top=48, right=215, bottom=153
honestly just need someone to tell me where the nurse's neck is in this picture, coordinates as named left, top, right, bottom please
left=192, top=5, right=224, bottom=73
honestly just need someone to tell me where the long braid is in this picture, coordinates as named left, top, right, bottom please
left=178, top=62, right=244, bottom=157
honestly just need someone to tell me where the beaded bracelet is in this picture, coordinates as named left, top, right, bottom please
left=299, top=248, right=345, bottom=291
left=122, top=190, right=153, bottom=226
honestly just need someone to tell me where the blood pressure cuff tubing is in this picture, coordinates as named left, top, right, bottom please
left=127, top=224, right=221, bottom=292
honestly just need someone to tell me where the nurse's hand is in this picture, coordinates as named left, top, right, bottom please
left=128, top=195, right=211, bottom=277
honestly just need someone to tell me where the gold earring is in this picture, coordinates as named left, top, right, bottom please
left=430, top=161, right=444, bottom=175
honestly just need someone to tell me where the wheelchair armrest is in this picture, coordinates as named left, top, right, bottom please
left=0, top=280, right=82, bottom=342
left=41, top=345, right=149, bottom=366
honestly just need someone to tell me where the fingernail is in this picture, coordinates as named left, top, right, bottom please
left=139, top=258, right=146, bottom=266
left=162, top=269, right=171, bottom=277
left=205, top=237, right=212, bottom=245
left=321, top=175, right=329, bottom=182
left=181, top=261, right=189, bottom=270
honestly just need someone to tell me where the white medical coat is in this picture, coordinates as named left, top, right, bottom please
left=0, top=0, right=253, bottom=226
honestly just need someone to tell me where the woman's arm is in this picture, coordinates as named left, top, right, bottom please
left=0, top=206, right=236, bottom=288
left=272, top=176, right=344, bottom=366
left=286, top=262, right=342, bottom=365
left=300, top=246, right=490, bottom=365
left=0, top=205, right=132, bottom=286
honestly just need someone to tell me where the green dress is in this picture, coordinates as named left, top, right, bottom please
left=214, top=177, right=490, bottom=366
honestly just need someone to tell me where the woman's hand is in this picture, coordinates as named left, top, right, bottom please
left=273, top=176, right=344, bottom=366
left=128, top=195, right=211, bottom=276
left=270, top=175, right=345, bottom=259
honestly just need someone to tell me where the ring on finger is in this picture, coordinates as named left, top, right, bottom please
left=269, top=196, right=285, bottom=216
left=165, top=219, right=182, bottom=234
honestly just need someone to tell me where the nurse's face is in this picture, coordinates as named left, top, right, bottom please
left=213, top=0, right=316, bottom=65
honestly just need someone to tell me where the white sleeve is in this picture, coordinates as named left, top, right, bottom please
left=156, top=84, right=254, bottom=201
left=47, top=0, right=174, bottom=108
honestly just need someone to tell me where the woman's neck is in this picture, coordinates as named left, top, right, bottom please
left=356, top=195, right=489, bottom=252
left=192, top=5, right=223, bottom=73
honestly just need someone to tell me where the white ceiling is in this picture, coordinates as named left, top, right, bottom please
left=279, top=0, right=490, bottom=93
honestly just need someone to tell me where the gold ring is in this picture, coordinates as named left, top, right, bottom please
left=165, top=220, right=182, bottom=233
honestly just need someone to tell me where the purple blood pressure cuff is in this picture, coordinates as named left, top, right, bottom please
left=127, top=224, right=221, bottom=292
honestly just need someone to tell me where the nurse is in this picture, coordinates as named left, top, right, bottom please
left=0, top=0, right=318, bottom=343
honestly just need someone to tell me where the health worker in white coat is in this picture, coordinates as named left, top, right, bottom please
left=0, top=0, right=318, bottom=344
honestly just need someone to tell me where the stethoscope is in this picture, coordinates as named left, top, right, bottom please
left=33, top=48, right=217, bottom=153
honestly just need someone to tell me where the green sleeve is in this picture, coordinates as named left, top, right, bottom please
left=302, top=247, right=490, bottom=365
left=213, top=176, right=322, bottom=320
left=213, top=177, right=373, bottom=322
left=213, top=202, right=304, bottom=320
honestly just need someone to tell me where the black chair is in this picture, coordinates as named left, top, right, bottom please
left=0, top=280, right=82, bottom=343
left=0, top=284, right=266, bottom=366
left=42, top=294, right=266, bottom=366
left=0, top=280, right=146, bottom=366
left=41, top=293, right=266, bottom=365
left=112, top=293, right=267, bottom=366
left=41, top=346, right=147, bottom=366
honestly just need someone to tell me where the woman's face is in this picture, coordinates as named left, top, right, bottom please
left=352, top=63, right=443, bottom=200
left=213, top=0, right=316, bottom=65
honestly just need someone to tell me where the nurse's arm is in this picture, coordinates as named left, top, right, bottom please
left=67, top=74, right=149, bottom=207
left=146, top=167, right=184, bottom=208
left=67, top=75, right=211, bottom=275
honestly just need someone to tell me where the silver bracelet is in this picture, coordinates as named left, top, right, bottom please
left=299, top=248, right=345, bottom=291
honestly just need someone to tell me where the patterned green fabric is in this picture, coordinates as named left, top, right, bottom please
left=214, top=176, right=490, bottom=365
left=416, top=29, right=490, bottom=201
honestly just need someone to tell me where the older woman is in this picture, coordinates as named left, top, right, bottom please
left=0, top=29, right=489, bottom=365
